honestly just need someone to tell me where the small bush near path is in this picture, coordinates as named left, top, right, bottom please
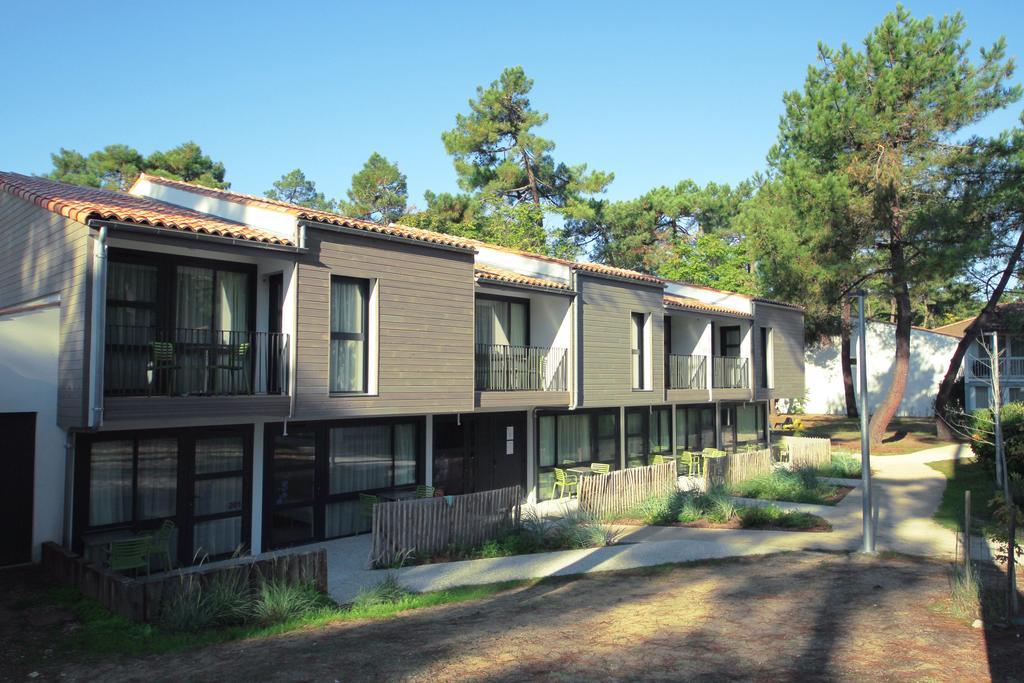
left=608, top=489, right=831, bottom=532
left=813, top=451, right=862, bottom=479
left=404, top=508, right=618, bottom=566
left=732, top=468, right=851, bottom=505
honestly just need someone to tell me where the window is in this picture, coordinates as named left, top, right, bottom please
left=537, top=410, right=619, bottom=501
left=1009, top=387, right=1024, bottom=404
left=631, top=313, right=646, bottom=389
left=330, top=277, right=369, bottom=393
left=676, top=406, right=716, bottom=452
left=475, top=296, right=528, bottom=347
left=759, top=327, right=774, bottom=389
left=626, top=409, right=647, bottom=468
left=650, top=407, right=672, bottom=456
left=720, top=326, right=742, bottom=357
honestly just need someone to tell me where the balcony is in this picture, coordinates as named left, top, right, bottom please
left=667, top=354, right=707, bottom=390
left=712, top=356, right=749, bottom=389
left=475, top=343, right=568, bottom=392
left=968, top=357, right=1024, bottom=381
left=104, top=326, right=289, bottom=398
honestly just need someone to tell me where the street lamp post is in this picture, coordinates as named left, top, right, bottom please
left=851, top=291, right=875, bottom=554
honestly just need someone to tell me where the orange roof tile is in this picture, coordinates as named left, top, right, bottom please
left=0, top=172, right=291, bottom=245
left=663, top=294, right=750, bottom=317
left=474, top=265, right=573, bottom=292
left=572, top=261, right=664, bottom=285
left=135, top=173, right=476, bottom=251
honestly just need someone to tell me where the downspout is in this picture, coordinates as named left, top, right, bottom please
left=87, top=226, right=108, bottom=429
left=284, top=223, right=306, bottom=437
left=569, top=270, right=580, bottom=410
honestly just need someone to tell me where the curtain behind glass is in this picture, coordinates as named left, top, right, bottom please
left=216, top=271, right=249, bottom=333
left=176, top=267, right=214, bottom=393
left=137, top=438, right=177, bottom=519
left=596, top=413, right=617, bottom=461
left=394, top=424, right=417, bottom=486
left=89, top=440, right=133, bottom=526
left=106, top=262, right=159, bottom=394
left=329, top=424, right=391, bottom=493
left=509, top=302, right=527, bottom=346
left=539, top=416, right=555, bottom=467
left=557, top=414, right=591, bottom=464
left=475, top=299, right=510, bottom=347
left=193, top=517, right=241, bottom=558
left=330, top=280, right=366, bottom=393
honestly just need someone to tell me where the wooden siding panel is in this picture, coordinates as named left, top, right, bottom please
left=0, top=193, right=90, bottom=428
left=753, top=304, right=805, bottom=401
left=293, top=230, right=476, bottom=419
left=578, top=275, right=665, bottom=407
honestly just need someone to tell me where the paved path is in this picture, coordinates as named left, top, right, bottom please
left=317, top=443, right=978, bottom=602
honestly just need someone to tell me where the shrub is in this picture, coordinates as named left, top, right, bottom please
left=677, top=495, right=704, bottom=523
left=160, top=577, right=218, bottom=632
left=352, top=573, right=411, bottom=610
left=733, top=468, right=837, bottom=505
left=250, top=580, right=327, bottom=625
left=970, top=403, right=1024, bottom=477
left=203, top=570, right=253, bottom=626
left=738, top=505, right=823, bottom=530
left=627, top=492, right=680, bottom=526
left=817, top=452, right=861, bottom=479
left=948, top=567, right=981, bottom=621
left=705, top=490, right=737, bottom=523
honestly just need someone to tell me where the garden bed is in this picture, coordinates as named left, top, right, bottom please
left=731, top=468, right=853, bottom=506
left=603, top=489, right=832, bottom=532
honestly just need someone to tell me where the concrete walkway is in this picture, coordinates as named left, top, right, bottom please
left=315, top=442, right=979, bottom=602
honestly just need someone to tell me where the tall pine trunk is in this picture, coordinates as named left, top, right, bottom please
left=869, top=240, right=912, bottom=445
left=841, top=297, right=859, bottom=418
left=935, top=227, right=1024, bottom=439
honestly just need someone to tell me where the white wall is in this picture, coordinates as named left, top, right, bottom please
left=669, top=316, right=707, bottom=355
left=664, top=281, right=752, bottom=314
left=804, top=321, right=960, bottom=417
left=0, top=305, right=65, bottom=561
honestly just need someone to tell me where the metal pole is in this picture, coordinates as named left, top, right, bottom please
left=855, top=292, right=875, bottom=553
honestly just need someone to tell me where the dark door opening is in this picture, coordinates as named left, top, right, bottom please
left=267, top=273, right=284, bottom=394
left=0, top=412, right=35, bottom=566
left=433, top=413, right=526, bottom=496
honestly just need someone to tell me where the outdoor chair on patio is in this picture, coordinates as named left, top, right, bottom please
left=415, top=485, right=435, bottom=498
left=678, top=451, right=701, bottom=477
left=360, top=493, right=379, bottom=520
left=590, top=463, right=611, bottom=474
left=148, top=519, right=176, bottom=570
left=148, top=341, right=180, bottom=395
left=107, top=536, right=152, bottom=576
left=552, top=467, right=578, bottom=499
left=651, top=455, right=671, bottom=466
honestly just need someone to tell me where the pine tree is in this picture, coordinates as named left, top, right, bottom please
left=340, top=153, right=407, bottom=224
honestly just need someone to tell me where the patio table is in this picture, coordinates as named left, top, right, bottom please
left=377, top=489, right=419, bottom=502
left=566, top=466, right=601, bottom=478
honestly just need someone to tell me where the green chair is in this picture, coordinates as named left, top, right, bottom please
left=415, top=485, right=435, bottom=498
left=552, top=468, right=578, bottom=499
left=107, top=536, right=152, bottom=576
left=149, top=520, right=175, bottom=570
left=678, top=450, right=701, bottom=477
left=651, top=455, right=670, bottom=466
left=359, top=493, right=379, bottom=520
left=148, top=341, right=180, bottom=395
left=211, top=342, right=251, bottom=394
left=590, top=463, right=611, bottom=474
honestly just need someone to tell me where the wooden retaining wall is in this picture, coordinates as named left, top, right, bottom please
left=371, top=485, right=523, bottom=567
left=577, top=462, right=678, bottom=518
left=783, top=436, right=832, bottom=469
left=41, top=542, right=327, bottom=623
left=703, top=448, right=775, bottom=488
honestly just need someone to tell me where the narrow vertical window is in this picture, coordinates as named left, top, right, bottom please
left=760, top=326, right=773, bottom=389
left=631, top=312, right=646, bottom=390
left=330, top=277, right=368, bottom=393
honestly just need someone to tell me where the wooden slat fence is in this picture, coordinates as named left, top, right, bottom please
left=577, top=461, right=678, bottom=518
left=703, top=448, right=775, bottom=488
left=371, top=485, right=522, bottom=567
left=783, top=436, right=832, bottom=469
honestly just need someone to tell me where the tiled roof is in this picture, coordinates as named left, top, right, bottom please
left=136, top=173, right=476, bottom=251
left=0, top=172, right=292, bottom=245
left=663, top=294, right=750, bottom=317
left=930, top=303, right=1024, bottom=337
left=474, top=265, right=573, bottom=292
left=571, top=261, right=664, bottom=284
left=753, top=296, right=805, bottom=311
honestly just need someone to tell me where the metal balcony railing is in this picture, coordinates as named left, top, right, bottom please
left=475, top=343, right=568, bottom=392
left=712, top=356, right=749, bottom=389
left=667, top=354, right=707, bottom=390
left=969, top=357, right=1024, bottom=380
left=104, top=326, right=290, bottom=397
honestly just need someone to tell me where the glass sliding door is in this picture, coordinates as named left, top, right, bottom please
left=192, top=435, right=246, bottom=560
left=537, top=409, right=619, bottom=501
left=676, top=405, right=716, bottom=453
left=650, top=406, right=672, bottom=457
left=267, top=430, right=318, bottom=549
left=625, top=409, right=648, bottom=468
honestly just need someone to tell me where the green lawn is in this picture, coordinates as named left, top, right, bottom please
left=794, top=415, right=961, bottom=455
left=927, top=459, right=998, bottom=532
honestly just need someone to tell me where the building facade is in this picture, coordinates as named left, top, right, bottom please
left=0, top=172, right=805, bottom=566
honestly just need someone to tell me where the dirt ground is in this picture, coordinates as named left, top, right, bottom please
left=790, top=414, right=962, bottom=455
left=7, top=552, right=1024, bottom=682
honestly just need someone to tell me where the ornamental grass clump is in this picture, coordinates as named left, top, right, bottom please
left=733, top=468, right=838, bottom=505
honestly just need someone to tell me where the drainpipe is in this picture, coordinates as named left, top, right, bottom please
left=63, top=430, right=77, bottom=549
left=87, top=226, right=108, bottom=429
left=569, top=270, right=580, bottom=410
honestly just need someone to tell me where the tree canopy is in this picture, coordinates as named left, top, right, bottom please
left=339, top=152, right=408, bottom=225
left=47, top=141, right=228, bottom=190
left=265, top=169, right=336, bottom=211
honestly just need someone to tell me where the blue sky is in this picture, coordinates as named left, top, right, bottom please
left=2, top=1, right=1022, bottom=207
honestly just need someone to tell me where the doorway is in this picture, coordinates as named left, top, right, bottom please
left=0, top=412, right=35, bottom=566
left=432, top=413, right=527, bottom=496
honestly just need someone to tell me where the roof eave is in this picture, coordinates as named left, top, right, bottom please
left=299, top=219, right=477, bottom=255
left=88, top=219, right=305, bottom=254
left=475, top=276, right=576, bottom=296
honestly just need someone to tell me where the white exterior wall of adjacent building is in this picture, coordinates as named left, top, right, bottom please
left=802, top=321, right=960, bottom=417
left=0, top=303, right=66, bottom=561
